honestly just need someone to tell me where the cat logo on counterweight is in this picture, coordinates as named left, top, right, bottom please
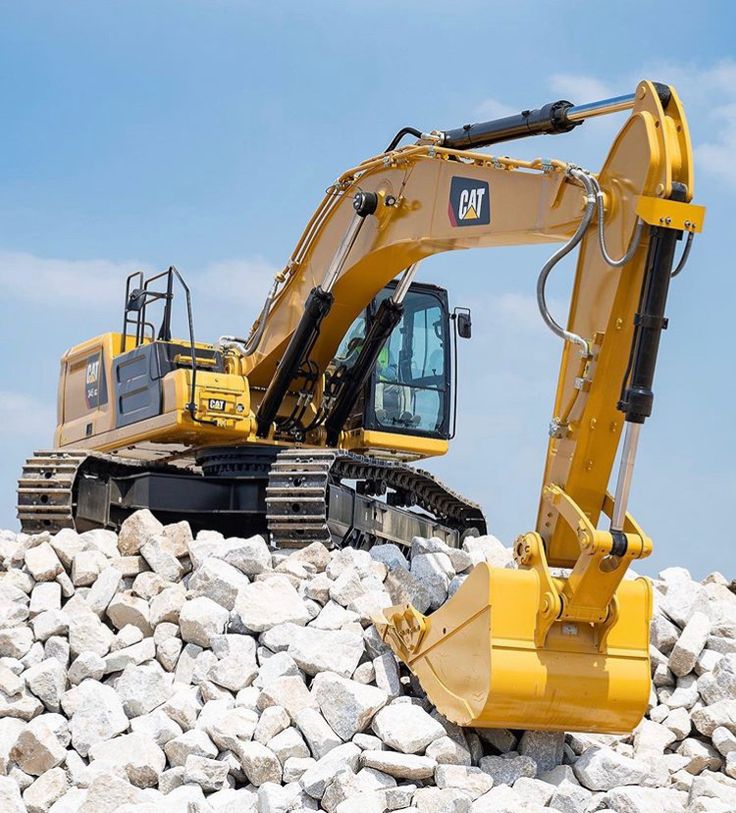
left=448, top=177, right=491, bottom=227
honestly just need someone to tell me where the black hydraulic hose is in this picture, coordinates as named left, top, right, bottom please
left=385, top=127, right=423, bottom=152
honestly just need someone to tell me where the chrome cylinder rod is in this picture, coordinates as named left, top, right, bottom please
left=391, top=263, right=419, bottom=305
left=321, top=212, right=367, bottom=293
left=610, top=421, right=642, bottom=532
left=565, top=93, right=636, bottom=123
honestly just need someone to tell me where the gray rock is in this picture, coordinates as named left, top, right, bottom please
left=669, top=612, right=711, bottom=677
left=518, top=730, right=564, bottom=773
left=299, top=743, right=362, bottom=799
left=361, top=750, right=436, bottom=780
left=425, top=735, right=472, bottom=766
left=479, top=755, right=536, bottom=786
left=369, top=544, right=410, bottom=572
left=384, top=567, right=431, bottom=615
left=410, top=553, right=453, bottom=610
left=312, top=672, right=388, bottom=740
left=294, top=707, right=341, bottom=759
left=23, top=658, right=66, bottom=712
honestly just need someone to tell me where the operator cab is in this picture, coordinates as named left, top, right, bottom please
left=330, top=281, right=470, bottom=442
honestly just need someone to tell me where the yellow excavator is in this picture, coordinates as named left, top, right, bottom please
left=18, top=80, right=704, bottom=735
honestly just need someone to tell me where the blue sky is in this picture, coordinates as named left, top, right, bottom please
left=1, top=1, right=734, bottom=578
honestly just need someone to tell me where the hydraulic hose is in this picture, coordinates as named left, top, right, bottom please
left=536, top=168, right=597, bottom=355
left=590, top=176, right=645, bottom=267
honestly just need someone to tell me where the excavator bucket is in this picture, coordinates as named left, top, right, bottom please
left=377, top=562, right=653, bottom=734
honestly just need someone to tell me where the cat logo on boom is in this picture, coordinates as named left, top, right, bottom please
left=448, top=177, right=491, bottom=227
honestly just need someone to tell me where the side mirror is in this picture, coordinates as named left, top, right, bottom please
left=454, top=308, right=472, bottom=339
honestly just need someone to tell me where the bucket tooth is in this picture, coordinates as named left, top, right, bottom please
left=377, top=562, right=652, bottom=734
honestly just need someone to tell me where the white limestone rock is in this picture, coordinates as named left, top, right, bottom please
left=23, top=765, right=67, bottom=813
left=435, top=764, right=493, bottom=800
left=287, top=626, right=364, bottom=679
left=88, top=732, right=166, bottom=788
left=117, top=510, right=164, bottom=556
left=216, top=535, right=272, bottom=576
left=0, top=775, right=27, bottom=813
left=573, top=745, right=650, bottom=791
left=67, top=680, right=129, bottom=757
left=188, top=559, right=249, bottom=611
left=178, top=596, right=229, bottom=648
left=106, top=593, right=151, bottom=637
left=253, top=705, right=290, bottom=745
left=258, top=675, right=315, bottom=719
left=183, top=754, right=229, bottom=791
left=25, top=543, right=64, bottom=583
left=234, top=577, right=310, bottom=632
left=237, top=740, right=282, bottom=786
left=23, top=658, right=67, bottom=712
left=371, top=702, right=445, bottom=754
left=115, top=661, right=173, bottom=718
left=139, top=537, right=185, bottom=583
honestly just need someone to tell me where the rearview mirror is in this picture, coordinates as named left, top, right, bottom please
left=454, top=308, right=472, bottom=339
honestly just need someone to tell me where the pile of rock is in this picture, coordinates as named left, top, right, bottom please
left=0, top=510, right=734, bottom=813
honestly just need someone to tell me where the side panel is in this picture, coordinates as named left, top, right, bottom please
left=113, top=344, right=163, bottom=428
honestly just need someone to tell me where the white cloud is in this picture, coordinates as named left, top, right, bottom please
left=0, top=250, right=279, bottom=319
left=192, top=257, right=279, bottom=308
left=0, top=391, right=55, bottom=439
left=0, top=251, right=147, bottom=308
left=474, top=97, right=516, bottom=120
left=549, top=74, right=615, bottom=103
